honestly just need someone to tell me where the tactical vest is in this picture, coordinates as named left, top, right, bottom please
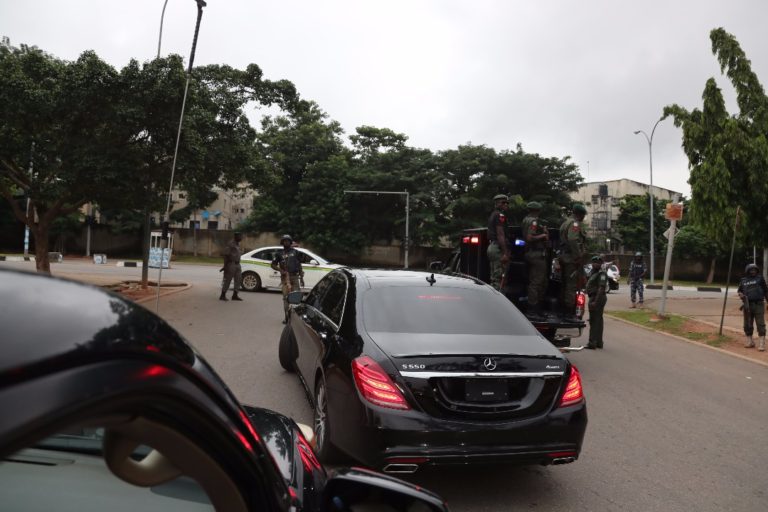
left=281, top=249, right=302, bottom=274
left=740, top=276, right=767, bottom=302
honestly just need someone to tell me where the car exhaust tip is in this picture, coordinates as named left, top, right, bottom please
left=382, top=463, right=420, bottom=474
left=551, top=456, right=575, bottom=465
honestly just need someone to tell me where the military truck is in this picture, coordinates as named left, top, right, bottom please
left=432, top=226, right=587, bottom=350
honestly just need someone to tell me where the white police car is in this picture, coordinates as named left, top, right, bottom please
left=240, top=246, right=342, bottom=292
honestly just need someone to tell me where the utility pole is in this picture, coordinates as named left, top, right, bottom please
left=658, top=195, right=682, bottom=318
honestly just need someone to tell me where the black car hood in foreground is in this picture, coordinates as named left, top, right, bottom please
left=367, top=331, right=564, bottom=359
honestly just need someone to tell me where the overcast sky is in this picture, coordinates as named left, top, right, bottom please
left=3, top=1, right=768, bottom=196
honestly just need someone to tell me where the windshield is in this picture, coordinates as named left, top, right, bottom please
left=362, top=286, right=535, bottom=335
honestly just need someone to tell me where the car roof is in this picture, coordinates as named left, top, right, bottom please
left=350, top=268, right=485, bottom=289
left=245, top=246, right=326, bottom=259
left=0, top=269, right=215, bottom=384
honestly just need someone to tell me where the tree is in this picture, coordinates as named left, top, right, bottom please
left=673, top=224, right=724, bottom=283
left=246, top=101, right=347, bottom=238
left=663, top=27, right=768, bottom=277
left=616, top=194, right=669, bottom=253
left=0, top=44, right=122, bottom=272
left=0, top=42, right=297, bottom=275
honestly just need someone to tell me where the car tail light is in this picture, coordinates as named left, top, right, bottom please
left=352, top=356, right=410, bottom=410
left=558, top=365, right=584, bottom=408
left=462, top=236, right=471, bottom=244
left=575, top=291, right=586, bottom=318
left=470, top=236, right=480, bottom=244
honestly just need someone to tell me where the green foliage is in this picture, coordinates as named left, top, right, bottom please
left=663, top=27, right=768, bottom=249
left=0, top=42, right=296, bottom=271
left=673, top=224, right=722, bottom=260
left=616, top=194, right=669, bottom=253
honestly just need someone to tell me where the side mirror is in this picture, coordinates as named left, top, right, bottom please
left=309, top=259, right=320, bottom=265
left=428, top=261, right=443, bottom=271
left=287, top=291, right=303, bottom=305
left=324, top=468, right=448, bottom=512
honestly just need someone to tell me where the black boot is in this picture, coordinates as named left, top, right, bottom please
left=231, top=292, right=243, bottom=301
left=219, top=292, right=228, bottom=301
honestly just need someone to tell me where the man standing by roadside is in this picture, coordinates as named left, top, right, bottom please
left=737, top=263, right=768, bottom=351
left=586, top=255, right=608, bottom=349
left=220, top=232, right=243, bottom=301
left=521, top=201, right=549, bottom=318
left=628, top=252, right=647, bottom=308
left=272, top=234, right=305, bottom=323
left=559, top=203, right=588, bottom=320
left=487, top=194, right=511, bottom=291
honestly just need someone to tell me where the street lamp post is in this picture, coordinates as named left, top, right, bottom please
left=634, top=118, right=664, bottom=284
left=155, top=0, right=207, bottom=312
left=343, top=190, right=410, bottom=269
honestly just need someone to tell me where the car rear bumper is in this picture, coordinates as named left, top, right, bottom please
left=348, top=401, right=587, bottom=470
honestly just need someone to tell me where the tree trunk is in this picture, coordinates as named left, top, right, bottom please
left=706, top=257, right=716, bottom=284
left=32, top=225, right=51, bottom=273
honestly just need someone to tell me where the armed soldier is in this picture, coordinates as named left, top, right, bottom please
left=272, top=234, right=305, bottom=323
left=521, top=201, right=549, bottom=319
left=558, top=203, right=588, bottom=320
left=219, top=231, right=243, bottom=301
left=487, top=194, right=511, bottom=291
left=585, top=255, right=608, bottom=349
left=737, top=263, right=768, bottom=351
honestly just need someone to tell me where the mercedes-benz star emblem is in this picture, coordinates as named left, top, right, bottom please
left=483, top=357, right=497, bottom=371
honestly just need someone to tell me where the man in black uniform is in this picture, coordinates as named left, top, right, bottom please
left=737, top=263, right=768, bottom=351
left=271, top=234, right=305, bottom=323
left=487, top=194, right=510, bottom=291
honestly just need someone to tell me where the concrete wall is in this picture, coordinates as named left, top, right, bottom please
left=172, top=228, right=455, bottom=268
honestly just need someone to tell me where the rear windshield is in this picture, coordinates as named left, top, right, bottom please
left=362, top=286, right=533, bottom=335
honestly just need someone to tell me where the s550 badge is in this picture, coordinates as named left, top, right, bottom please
left=401, top=363, right=426, bottom=370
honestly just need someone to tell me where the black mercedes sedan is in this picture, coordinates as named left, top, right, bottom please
left=0, top=269, right=448, bottom=512
left=280, top=268, right=588, bottom=473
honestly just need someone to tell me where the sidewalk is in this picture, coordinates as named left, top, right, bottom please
left=606, top=291, right=768, bottom=366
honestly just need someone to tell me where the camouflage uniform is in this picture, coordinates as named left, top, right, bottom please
left=487, top=195, right=510, bottom=291
left=586, top=257, right=608, bottom=349
left=558, top=205, right=588, bottom=317
left=220, top=237, right=242, bottom=300
left=272, top=236, right=304, bottom=320
left=629, top=254, right=647, bottom=306
left=522, top=202, right=548, bottom=315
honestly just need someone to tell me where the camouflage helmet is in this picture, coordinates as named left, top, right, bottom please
left=635, top=251, right=643, bottom=257
left=493, top=194, right=509, bottom=202
left=572, top=203, right=587, bottom=215
left=591, top=255, right=603, bottom=263
left=745, top=263, right=760, bottom=273
left=280, top=234, right=293, bottom=243
left=526, top=201, right=543, bottom=211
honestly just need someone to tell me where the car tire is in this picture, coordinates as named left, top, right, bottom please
left=313, top=378, right=343, bottom=464
left=278, top=326, right=296, bottom=372
left=241, top=271, right=261, bottom=292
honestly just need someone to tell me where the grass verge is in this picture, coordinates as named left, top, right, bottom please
left=606, top=309, right=732, bottom=347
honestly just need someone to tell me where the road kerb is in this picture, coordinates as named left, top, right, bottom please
left=605, top=314, right=768, bottom=369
